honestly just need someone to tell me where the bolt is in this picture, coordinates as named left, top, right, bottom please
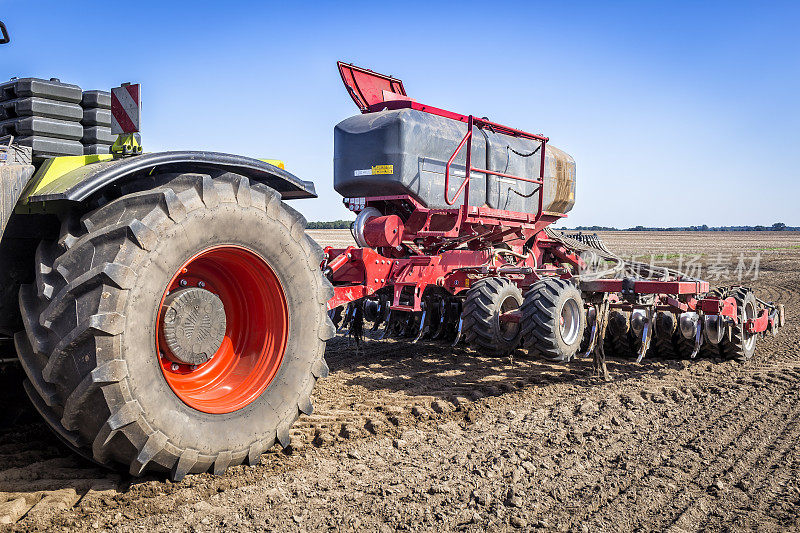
left=171, top=363, right=180, bottom=371
left=179, top=279, right=188, bottom=287
left=198, top=281, right=206, bottom=288
left=375, top=278, right=379, bottom=283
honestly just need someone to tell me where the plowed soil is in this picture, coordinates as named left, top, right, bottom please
left=0, top=231, right=798, bottom=532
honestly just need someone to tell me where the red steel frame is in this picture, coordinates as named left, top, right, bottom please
left=325, top=62, right=775, bottom=335
left=327, top=243, right=552, bottom=312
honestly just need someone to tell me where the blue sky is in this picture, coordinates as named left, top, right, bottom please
left=2, top=0, right=798, bottom=227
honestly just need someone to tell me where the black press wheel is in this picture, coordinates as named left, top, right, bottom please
left=720, top=287, right=758, bottom=362
left=521, top=278, right=585, bottom=362
left=461, top=277, right=524, bottom=356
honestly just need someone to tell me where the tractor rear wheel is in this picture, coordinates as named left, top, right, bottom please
left=16, top=172, right=334, bottom=479
left=461, top=277, right=523, bottom=356
left=521, top=278, right=585, bottom=362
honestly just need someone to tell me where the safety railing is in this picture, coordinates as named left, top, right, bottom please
left=444, top=115, right=548, bottom=223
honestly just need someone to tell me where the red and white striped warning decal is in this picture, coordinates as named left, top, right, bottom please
left=111, top=84, right=141, bottom=134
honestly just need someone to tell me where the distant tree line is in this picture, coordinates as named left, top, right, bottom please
left=307, top=220, right=353, bottom=229
left=565, top=223, right=797, bottom=232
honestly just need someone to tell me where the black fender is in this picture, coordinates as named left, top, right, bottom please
left=25, top=151, right=317, bottom=204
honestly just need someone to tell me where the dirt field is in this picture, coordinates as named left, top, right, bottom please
left=0, top=230, right=798, bottom=532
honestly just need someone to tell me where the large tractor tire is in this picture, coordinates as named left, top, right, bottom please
left=16, top=172, right=334, bottom=480
left=521, top=278, right=585, bottom=362
left=461, top=277, right=523, bottom=356
left=720, top=287, right=758, bottom=362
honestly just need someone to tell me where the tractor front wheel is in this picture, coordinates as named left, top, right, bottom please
left=16, top=172, right=334, bottom=479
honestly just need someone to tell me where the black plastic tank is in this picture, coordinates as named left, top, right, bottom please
left=334, top=108, right=575, bottom=215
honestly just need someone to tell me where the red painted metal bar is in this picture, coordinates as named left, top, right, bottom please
left=500, top=309, right=522, bottom=323
left=463, top=115, right=473, bottom=209
left=444, top=127, right=473, bottom=206
left=444, top=115, right=546, bottom=227
left=369, top=100, right=549, bottom=143
left=581, top=279, right=710, bottom=295
left=472, top=167, right=544, bottom=184
left=699, top=296, right=738, bottom=321
left=330, top=285, right=369, bottom=309
left=538, top=138, right=546, bottom=219
left=745, top=309, right=770, bottom=334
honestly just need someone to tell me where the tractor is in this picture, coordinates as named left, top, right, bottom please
left=0, top=24, right=785, bottom=480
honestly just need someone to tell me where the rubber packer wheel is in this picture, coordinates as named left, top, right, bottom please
left=15, top=171, right=334, bottom=480
left=606, top=310, right=633, bottom=358
left=654, top=311, right=682, bottom=359
left=720, top=287, right=758, bottom=362
left=461, top=277, right=523, bottom=356
left=521, top=278, right=585, bottom=362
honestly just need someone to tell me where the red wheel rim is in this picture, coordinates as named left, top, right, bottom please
left=156, top=245, right=288, bottom=414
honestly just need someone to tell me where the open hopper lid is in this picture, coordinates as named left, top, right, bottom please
left=337, top=61, right=409, bottom=112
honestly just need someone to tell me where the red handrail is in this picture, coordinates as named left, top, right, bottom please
left=444, top=115, right=547, bottom=222
left=444, top=127, right=473, bottom=205
left=476, top=167, right=544, bottom=184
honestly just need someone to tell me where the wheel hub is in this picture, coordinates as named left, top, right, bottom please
left=161, top=287, right=227, bottom=365
left=156, top=246, right=288, bottom=414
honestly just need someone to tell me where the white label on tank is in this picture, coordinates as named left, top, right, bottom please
left=354, top=165, right=393, bottom=177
